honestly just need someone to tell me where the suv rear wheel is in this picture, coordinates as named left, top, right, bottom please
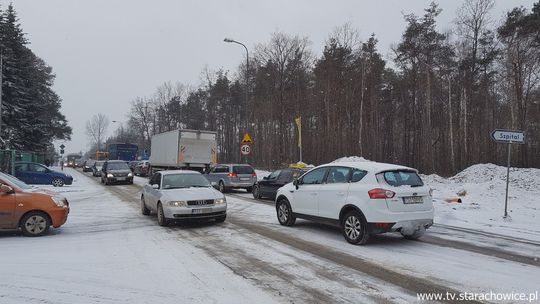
left=276, top=198, right=295, bottom=226
left=342, top=210, right=370, bottom=245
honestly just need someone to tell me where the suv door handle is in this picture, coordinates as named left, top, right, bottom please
left=310, top=193, right=317, bottom=196
left=337, top=192, right=345, bottom=196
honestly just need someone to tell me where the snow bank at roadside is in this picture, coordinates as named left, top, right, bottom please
left=425, top=163, right=540, bottom=241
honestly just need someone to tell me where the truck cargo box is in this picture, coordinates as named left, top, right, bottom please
left=149, top=129, right=217, bottom=170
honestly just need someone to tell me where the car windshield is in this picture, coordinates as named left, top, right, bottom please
left=233, top=166, right=254, bottom=174
left=162, top=174, right=211, bottom=189
left=108, top=162, right=129, bottom=170
left=381, top=170, right=424, bottom=187
left=0, top=172, right=32, bottom=190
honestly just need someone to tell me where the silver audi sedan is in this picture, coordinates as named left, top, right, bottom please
left=141, top=170, right=227, bottom=226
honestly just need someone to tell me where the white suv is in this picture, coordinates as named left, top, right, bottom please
left=275, top=161, right=434, bottom=244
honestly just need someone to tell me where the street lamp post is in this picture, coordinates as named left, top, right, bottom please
left=224, top=38, right=250, bottom=163
left=224, top=38, right=249, bottom=124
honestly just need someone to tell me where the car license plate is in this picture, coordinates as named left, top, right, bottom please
left=116, top=177, right=125, bottom=181
left=192, top=208, right=212, bottom=214
left=403, top=196, right=424, bottom=204
left=240, top=178, right=250, bottom=181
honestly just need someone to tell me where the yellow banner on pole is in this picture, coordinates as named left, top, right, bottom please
left=295, top=117, right=302, bottom=148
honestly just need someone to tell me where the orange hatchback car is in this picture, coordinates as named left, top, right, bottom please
left=0, top=172, right=69, bottom=236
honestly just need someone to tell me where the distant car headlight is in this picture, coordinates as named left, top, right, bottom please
left=51, top=196, right=66, bottom=207
left=128, top=172, right=133, bottom=177
left=215, top=197, right=226, bottom=204
left=107, top=173, right=114, bottom=178
left=168, top=201, right=187, bottom=207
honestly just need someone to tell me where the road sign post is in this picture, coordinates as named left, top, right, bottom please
left=240, top=133, right=253, bottom=162
left=490, top=129, right=525, bottom=218
left=60, top=144, right=66, bottom=171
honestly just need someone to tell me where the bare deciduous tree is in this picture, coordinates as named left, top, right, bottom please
left=85, top=113, right=109, bottom=151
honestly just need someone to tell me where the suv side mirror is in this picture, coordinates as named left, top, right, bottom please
left=293, top=179, right=300, bottom=190
left=152, top=184, right=160, bottom=189
left=0, top=184, right=14, bottom=194
left=263, top=176, right=269, bottom=180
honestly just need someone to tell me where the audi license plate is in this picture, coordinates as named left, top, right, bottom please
left=403, top=196, right=424, bottom=204
left=240, top=178, right=250, bottom=181
left=192, top=208, right=212, bottom=214
left=116, top=177, right=125, bottom=181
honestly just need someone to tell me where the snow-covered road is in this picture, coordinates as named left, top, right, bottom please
left=1, top=168, right=539, bottom=304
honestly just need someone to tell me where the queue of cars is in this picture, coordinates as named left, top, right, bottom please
left=2, top=154, right=435, bottom=244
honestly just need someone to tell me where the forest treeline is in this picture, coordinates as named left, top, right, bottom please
left=108, top=0, right=539, bottom=175
left=0, top=4, right=71, bottom=153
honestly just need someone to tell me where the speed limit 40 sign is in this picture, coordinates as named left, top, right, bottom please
left=240, top=144, right=251, bottom=156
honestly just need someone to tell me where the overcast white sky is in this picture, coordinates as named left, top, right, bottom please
left=3, top=0, right=535, bottom=154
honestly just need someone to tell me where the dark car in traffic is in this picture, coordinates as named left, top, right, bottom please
left=14, top=162, right=73, bottom=187
left=128, top=161, right=140, bottom=172
left=92, top=161, right=105, bottom=177
left=100, top=160, right=133, bottom=185
left=83, top=159, right=95, bottom=172
left=253, top=168, right=307, bottom=199
left=134, top=160, right=150, bottom=177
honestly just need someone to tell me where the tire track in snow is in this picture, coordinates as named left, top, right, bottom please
left=75, top=169, right=480, bottom=304
left=225, top=193, right=540, bottom=267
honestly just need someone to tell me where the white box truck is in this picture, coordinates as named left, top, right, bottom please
left=149, top=129, right=218, bottom=174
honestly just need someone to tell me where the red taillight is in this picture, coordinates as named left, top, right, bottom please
left=228, top=172, right=237, bottom=177
left=252, top=173, right=257, bottom=177
left=368, top=188, right=395, bottom=199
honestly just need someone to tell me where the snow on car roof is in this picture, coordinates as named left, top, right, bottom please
left=319, top=161, right=415, bottom=172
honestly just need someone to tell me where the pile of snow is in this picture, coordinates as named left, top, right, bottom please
left=332, top=156, right=372, bottom=163
left=425, top=163, right=540, bottom=241
left=450, top=163, right=540, bottom=192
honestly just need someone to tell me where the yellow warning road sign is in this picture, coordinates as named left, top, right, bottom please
left=241, top=133, right=253, bottom=144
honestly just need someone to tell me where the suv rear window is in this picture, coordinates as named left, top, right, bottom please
left=233, top=166, right=254, bottom=174
left=380, top=170, right=424, bottom=187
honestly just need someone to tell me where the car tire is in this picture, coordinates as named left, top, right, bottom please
left=51, top=178, right=64, bottom=187
left=20, top=211, right=51, bottom=237
left=252, top=185, right=262, bottom=199
left=342, top=211, right=370, bottom=245
left=218, top=181, right=226, bottom=193
left=402, top=229, right=425, bottom=240
left=276, top=198, right=296, bottom=226
left=157, top=203, right=168, bottom=227
left=215, top=214, right=226, bottom=223
left=141, top=196, right=151, bottom=216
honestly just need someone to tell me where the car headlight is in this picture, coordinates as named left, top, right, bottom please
left=51, top=196, right=66, bottom=207
left=168, top=201, right=187, bottom=207
left=215, top=197, right=226, bottom=204
left=107, top=173, right=114, bottom=178
left=128, top=172, right=133, bottom=177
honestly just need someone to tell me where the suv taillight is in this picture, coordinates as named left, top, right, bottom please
left=252, top=173, right=257, bottom=177
left=228, top=172, right=237, bottom=177
left=368, top=188, right=395, bottom=199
